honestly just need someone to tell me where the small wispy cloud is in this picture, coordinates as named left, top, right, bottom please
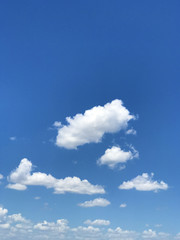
left=9, top=136, right=16, bottom=141
left=155, top=224, right=162, bottom=228
left=34, top=196, right=41, bottom=200
left=78, top=198, right=110, bottom=207
left=126, top=128, right=137, bottom=135
left=84, top=219, right=110, bottom=226
left=120, top=203, right=127, bottom=208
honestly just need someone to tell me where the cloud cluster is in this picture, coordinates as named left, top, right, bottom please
left=119, top=173, right=168, bottom=192
left=97, top=146, right=138, bottom=169
left=8, top=214, right=27, bottom=223
left=78, top=198, right=110, bottom=207
left=34, top=219, right=69, bottom=232
left=142, top=229, right=157, bottom=238
left=0, top=205, right=176, bottom=240
left=56, top=99, right=135, bottom=149
left=107, top=227, right=138, bottom=240
left=7, top=158, right=105, bottom=195
left=0, top=206, right=30, bottom=233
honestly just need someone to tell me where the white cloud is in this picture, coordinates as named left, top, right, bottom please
left=126, top=128, right=137, bottom=135
left=142, top=229, right=170, bottom=239
left=8, top=214, right=27, bottom=223
left=107, top=227, right=138, bottom=240
left=7, top=158, right=105, bottom=195
left=0, top=174, right=3, bottom=180
left=71, top=225, right=102, bottom=239
left=84, top=219, right=110, bottom=226
left=56, top=99, right=135, bottom=149
left=155, top=224, right=162, bottom=228
left=119, top=173, right=168, bottom=192
left=0, top=206, right=30, bottom=235
left=34, top=219, right=69, bottom=232
left=120, top=203, right=127, bottom=208
left=175, top=233, right=180, bottom=239
left=9, top=137, right=16, bottom=141
left=142, top=229, right=157, bottom=238
left=0, top=223, right=10, bottom=229
left=70, top=225, right=103, bottom=240
left=97, top=146, right=138, bottom=169
left=53, top=121, right=62, bottom=128
left=7, top=183, right=27, bottom=191
left=158, top=232, right=171, bottom=238
left=0, top=207, right=8, bottom=217
left=78, top=198, right=110, bottom=207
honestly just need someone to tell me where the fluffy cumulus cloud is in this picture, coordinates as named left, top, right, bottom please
left=119, top=173, right=168, bottom=192
left=7, top=158, right=105, bottom=195
left=97, top=146, right=138, bottom=169
left=78, top=198, right=110, bottom=207
left=84, top=219, right=110, bottom=226
left=55, top=99, right=135, bottom=149
left=0, top=174, right=3, bottom=180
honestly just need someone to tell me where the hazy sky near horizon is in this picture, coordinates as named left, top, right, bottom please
left=0, top=1, right=180, bottom=239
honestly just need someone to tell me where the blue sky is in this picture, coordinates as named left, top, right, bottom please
left=0, top=1, right=180, bottom=239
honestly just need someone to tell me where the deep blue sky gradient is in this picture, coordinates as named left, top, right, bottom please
left=0, top=0, right=180, bottom=235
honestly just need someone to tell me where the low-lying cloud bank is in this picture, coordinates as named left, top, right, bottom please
left=0, top=206, right=178, bottom=240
